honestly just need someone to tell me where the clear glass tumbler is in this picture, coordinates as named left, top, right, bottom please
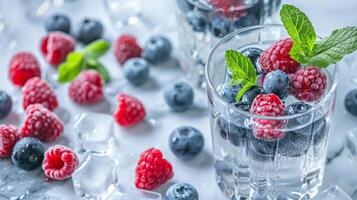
left=205, top=25, right=338, bottom=199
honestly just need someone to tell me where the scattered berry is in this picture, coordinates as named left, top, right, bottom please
left=114, top=34, right=142, bottom=65
left=166, top=183, right=199, bottom=200
left=259, top=38, right=300, bottom=74
left=68, top=70, right=104, bottom=104
left=42, top=145, right=79, bottom=180
left=114, top=94, right=146, bottom=127
left=218, top=83, right=241, bottom=103
left=290, top=66, right=327, bottom=102
left=169, top=126, right=204, bottom=160
left=208, top=0, right=246, bottom=20
left=241, top=47, right=263, bottom=74
left=345, top=89, right=357, bottom=116
left=0, top=125, right=19, bottom=158
left=0, top=91, right=12, bottom=119
left=164, top=81, right=194, bottom=112
left=123, top=58, right=150, bottom=86
left=9, top=52, right=41, bottom=86
left=75, top=18, right=103, bottom=44
left=135, top=148, right=173, bottom=190
left=209, top=16, right=231, bottom=38
left=250, top=94, right=285, bottom=140
left=41, top=32, right=75, bottom=66
left=241, top=86, right=264, bottom=105
left=263, top=70, right=291, bottom=99
left=186, top=10, right=208, bottom=32
left=22, top=77, right=58, bottom=111
left=21, top=104, right=64, bottom=142
left=12, top=137, right=45, bottom=170
left=45, top=14, right=71, bottom=34
left=143, top=35, right=172, bottom=64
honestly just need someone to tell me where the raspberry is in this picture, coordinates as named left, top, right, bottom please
left=250, top=94, right=286, bottom=140
left=68, top=70, right=103, bottom=104
left=9, top=52, right=41, bottom=86
left=22, top=77, right=58, bottom=111
left=290, top=66, right=327, bottom=102
left=208, top=0, right=246, bottom=20
left=135, top=148, right=173, bottom=190
left=259, top=38, right=301, bottom=74
left=0, top=125, right=20, bottom=158
left=21, top=104, right=63, bottom=142
left=114, top=35, right=142, bottom=65
left=41, top=32, right=75, bottom=66
left=42, top=145, right=79, bottom=180
left=114, top=94, right=146, bottom=127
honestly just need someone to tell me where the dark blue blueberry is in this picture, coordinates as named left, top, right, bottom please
left=75, top=18, right=103, bottom=44
left=169, top=126, right=204, bottom=160
left=176, top=0, right=193, bottom=13
left=186, top=10, right=208, bottom=32
left=45, top=14, right=71, bottom=34
left=209, top=16, right=232, bottom=38
left=278, top=131, right=309, bottom=157
left=143, top=35, right=172, bottom=64
left=123, top=58, right=150, bottom=86
left=241, top=86, right=264, bottom=105
left=164, top=81, right=194, bottom=112
left=248, top=133, right=276, bottom=162
left=0, top=91, right=12, bottom=119
left=263, top=70, right=290, bottom=99
left=166, top=183, right=199, bottom=200
left=12, top=137, right=45, bottom=171
left=285, top=102, right=312, bottom=127
left=218, top=83, right=241, bottom=103
left=233, top=102, right=251, bottom=111
left=241, top=47, right=263, bottom=74
left=345, top=89, right=357, bottom=116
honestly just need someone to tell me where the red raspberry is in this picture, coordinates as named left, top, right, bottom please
left=114, top=35, right=142, bottom=65
left=42, top=145, right=79, bottom=180
left=114, top=94, right=146, bottom=127
left=135, top=148, right=173, bottom=190
left=250, top=94, right=286, bottom=140
left=22, top=77, right=58, bottom=111
left=9, top=52, right=41, bottom=87
left=259, top=38, right=301, bottom=74
left=41, top=32, right=75, bottom=66
left=208, top=0, right=246, bottom=20
left=68, top=70, right=104, bottom=104
left=0, top=125, right=20, bottom=158
left=290, top=66, right=327, bottom=102
left=21, top=104, right=63, bottom=142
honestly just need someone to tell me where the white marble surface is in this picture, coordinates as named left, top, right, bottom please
left=1, top=0, right=357, bottom=199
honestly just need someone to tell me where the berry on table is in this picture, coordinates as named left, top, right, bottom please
left=209, top=16, right=232, bottom=38
left=241, top=47, right=263, bottom=74
left=22, top=77, right=58, bottom=111
left=114, top=94, right=146, bottom=127
left=11, top=137, right=45, bottom=170
left=217, top=83, right=241, bottom=103
left=68, top=70, right=104, bottom=104
left=135, top=148, right=173, bottom=190
left=240, top=86, right=264, bottom=105
left=208, top=0, right=246, bottom=20
left=75, top=18, right=104, bottom=44
left=186, top=10, right=208, bottom=32
left=41, top=32, right=75, bottom=66
left=263, top=70, right=291, bottom=99
left=166, top=183, right=199, bottom=200
left=123, top=58, right=150, bottom=86
left=114, top=34, right=142, bottom=65
left=169, top=126, right=204, bottom=160
left=45, top=14, right=71, bottom=34
left=143, top=35, right=172, bottom=64
left=9, top=52, right=41, bottom=86
left=164, top=81, right=194, bottom=112
left=345, top=89, right=357, bottom=116
left=0, top=91, right=12, bottom=119
left=21, top=104, right=63, bottom=142
left=0, top=125, right=19, bottom=158
left=42, top=145, right=79, bottom=180
left=290, top=66, right=327, bottom=102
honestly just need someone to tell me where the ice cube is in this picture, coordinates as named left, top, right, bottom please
left=72, top=153, right=118, bottom=199
left=312, top=186, right=352, bottom=200
left=107, top=189, right=162, bottom=200
left=74, top=113, right=115, bottom=154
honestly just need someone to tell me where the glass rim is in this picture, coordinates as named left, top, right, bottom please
left=205, top=24, right=339, bottom=121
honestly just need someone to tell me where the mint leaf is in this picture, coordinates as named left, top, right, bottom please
left=83, top=39, right=110, bottom=58
left=84, top=58, right=110, bottom=83
left=58, top=52, right=84, bottom=83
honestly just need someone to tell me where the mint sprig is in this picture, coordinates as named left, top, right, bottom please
left=225, top=50, right=257, bottom=101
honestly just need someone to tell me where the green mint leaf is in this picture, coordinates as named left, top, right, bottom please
left=236, top=82, right=256, bottom=102
left=225, top=49, right=257, bottom=85
left=83, top=39, right=110, bottom=59
left=58, top=52, right=84, bottom=83
left=84, top=58, right=111, bottom=83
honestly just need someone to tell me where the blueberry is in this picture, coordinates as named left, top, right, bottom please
left=285, top=102, right=312, bottom=127
left=241, top=86, right=264, bottom=105
left=217, top=116, right=249, bottom=146
left=123, top=58, right=150, bottom=86
left=169, top=126, right=204, bottom=160
left=186, top=10, right=208, bottom=32
left=164, top=81, right=194, bottom=112
left=218, top=83, right=241, bottom=103
left=0, top=91, right=12, bottom=119
left=248, top=134, right=276, bottom=162
left=12, top=137, right=45, bottom=171
left=263, top=70, right=290, bottom=99
left=75, top=18, right=103, bottom=44
left=176, top=0, right=193, bottom=13
left=45, top=14, right=71, bottom=34
left=234, top=14, right=260, bottom=28
left=241, top=47, right=263, bottom=74
left=209, top=16, right=232, bottom=38
left=233, top=102, right=251, bottom=111
left=279, top=131, right=309, bottom=157
left=166, top=183, right=199, bottom=200
left=345, top=89, right=357, bottom=116
left=257, top=74, right=265, bottom=86
left=143, top=35, right=172, bottom=64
